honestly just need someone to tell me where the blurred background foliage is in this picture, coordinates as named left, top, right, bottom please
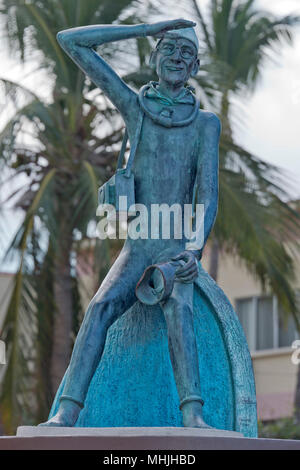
left=258, top=417, right=300, bottom=440
left=0, top=0, right=300, bottom=434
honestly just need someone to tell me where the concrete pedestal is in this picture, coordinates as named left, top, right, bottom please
left=0, top=427, right=299, bottom=450
left=16, top=425, right=243, bottom=438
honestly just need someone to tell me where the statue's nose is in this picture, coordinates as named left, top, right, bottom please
left=171, top=47, right=181, bottom=60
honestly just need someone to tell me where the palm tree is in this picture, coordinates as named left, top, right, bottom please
left=190, top=0, right=300, bottom=416
left=0, top=0, right=148, bottom=433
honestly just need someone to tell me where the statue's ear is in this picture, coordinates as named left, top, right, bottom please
left=190, top=58, right=200, bottom=78
left=149, top=50, right=157, bottom=71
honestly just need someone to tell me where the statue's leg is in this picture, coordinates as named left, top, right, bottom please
left=161, top=281, right=211, bottom=428
left=39, top=243, right=150, bottom=426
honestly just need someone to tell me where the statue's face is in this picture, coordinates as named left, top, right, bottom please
left=155, top=37, right=198, bottom=87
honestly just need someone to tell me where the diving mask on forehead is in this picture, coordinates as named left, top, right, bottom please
left=158, top=27, right=199, bottom=53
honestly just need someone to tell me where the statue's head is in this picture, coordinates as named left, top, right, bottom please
left=149, top=27, right=200, bottom=86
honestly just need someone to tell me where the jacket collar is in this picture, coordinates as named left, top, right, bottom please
left=144, top=81, right=195, bottom=106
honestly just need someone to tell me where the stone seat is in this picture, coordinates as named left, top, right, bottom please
left=49, top=263, right=257, bottom=438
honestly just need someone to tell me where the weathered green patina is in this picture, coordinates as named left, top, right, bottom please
left=40, top=19, right=257, bottom=436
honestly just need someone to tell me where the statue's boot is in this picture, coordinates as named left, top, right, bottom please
left=180, top=396, right=212, bottom=428
left=38, top=397, right=83, bottom=427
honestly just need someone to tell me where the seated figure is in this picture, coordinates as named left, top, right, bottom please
left=40, top=19, right=257, bottom=437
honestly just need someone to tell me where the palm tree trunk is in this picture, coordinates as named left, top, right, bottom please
left=50, top=227, right=73, bottom=398
left=221, top=91, right=232, bottom=141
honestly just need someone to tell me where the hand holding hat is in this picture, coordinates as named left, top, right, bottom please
left=145, top=19, right=198, bottom=51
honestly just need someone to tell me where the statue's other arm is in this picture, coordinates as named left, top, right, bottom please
left=56, top=24, right=149, bottom=126
left=187, top=113, right=221, bottom=259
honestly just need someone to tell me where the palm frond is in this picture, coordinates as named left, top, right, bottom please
left=0, top=215, right=36, bottom=434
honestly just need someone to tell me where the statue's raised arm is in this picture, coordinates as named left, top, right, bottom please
left=56, top=19, right=196, bottom=128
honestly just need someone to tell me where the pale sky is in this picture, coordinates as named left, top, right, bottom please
left=0, top=0, right=300, bottom=271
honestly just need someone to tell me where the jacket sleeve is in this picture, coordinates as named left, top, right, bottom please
left=186, top=112, right=221, bottom=257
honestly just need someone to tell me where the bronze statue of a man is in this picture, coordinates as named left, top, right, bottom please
left=40, top=19, right=221, bottom=428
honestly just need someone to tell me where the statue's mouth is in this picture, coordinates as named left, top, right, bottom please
left=166, top=66, right=184, bottom=71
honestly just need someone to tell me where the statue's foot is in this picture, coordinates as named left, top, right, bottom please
left=181, top=401, right=212, bottom=429
left=183, top=414, right=212, bottom=429
left=38, top=400, right=82, bottom=427
left=38, top=413, right=75, bottom=427
left=39, top=416, right=71, bottom=427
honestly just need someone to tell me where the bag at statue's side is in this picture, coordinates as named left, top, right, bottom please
left=98, top=109, right=144, bottom=218
left=98, top=168, right=136, bottom=216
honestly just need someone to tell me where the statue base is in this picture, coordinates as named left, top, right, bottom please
left=0, top=427, right=300, bottom=450
left=16, top=425, right=243, bottom=438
